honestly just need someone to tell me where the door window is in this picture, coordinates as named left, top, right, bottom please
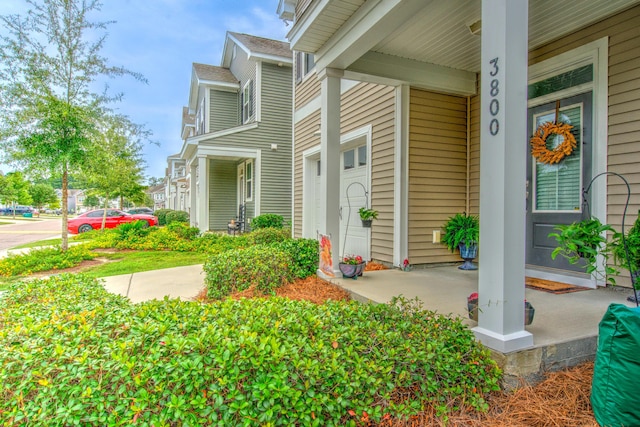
left=533, top=104, right=583, bottom=212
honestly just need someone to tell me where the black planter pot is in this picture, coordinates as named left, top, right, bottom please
left=361, top=219, right=372, bottom=228
left=339, top=262, right=366, bottom=279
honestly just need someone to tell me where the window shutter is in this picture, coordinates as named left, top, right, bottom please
left=249, top=80, right=254, bottom=118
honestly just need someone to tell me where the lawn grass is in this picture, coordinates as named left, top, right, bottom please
left=0, top=221, right=12, bottom=226
left=82, top=250, right=208, bottom=278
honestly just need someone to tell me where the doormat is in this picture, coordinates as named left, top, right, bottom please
left=525, top=277, right=590, bottom=294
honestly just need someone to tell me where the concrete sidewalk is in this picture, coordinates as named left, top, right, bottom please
left=101, top=264, right=206, bottom=303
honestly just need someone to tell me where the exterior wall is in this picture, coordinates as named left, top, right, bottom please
left=292, top=110, right=320, bottom=237
left=209, top=89, right=239, bottom=132
left=469, top=79, right=481, bottom=216
left=292, top=81, right=396, bottom=263
left=526, top=5, right=640, bottom=231
left=342, top=83, right=396, bottom=262
left=229, top=44, right=257, bottom=123
left=208, top=159, right=237, bottom=230
left=295, top=71, right=321, bottom=110
left=408, top=88, right=468, bottom=264
left=199, top=62, right=293, bottom=226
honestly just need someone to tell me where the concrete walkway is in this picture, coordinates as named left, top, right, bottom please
left=102, top=264, right=205, bottom=303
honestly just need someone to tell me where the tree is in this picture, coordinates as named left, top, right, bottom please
left=83, top=194, right=99, bottom=209
left=28, top=182, right=58, bottom=209
left=0, top=172, right=32, bottom=217
left=147, top=176, right=164, bottom=187
left=0, top=0, right=146, bottom=249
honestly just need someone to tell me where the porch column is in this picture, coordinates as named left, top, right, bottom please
left=197, top=155, right=209, bottom=231
left=473, top=0, right=533, bottom=352
left=318, top=67, right=343, bottom=274
left=189, top=162, right=197, bottom=227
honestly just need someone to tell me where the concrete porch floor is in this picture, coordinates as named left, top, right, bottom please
left=332, top=265, right=635, bottom=385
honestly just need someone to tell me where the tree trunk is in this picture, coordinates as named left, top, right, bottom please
left=61, top=166, right=69, bottom=251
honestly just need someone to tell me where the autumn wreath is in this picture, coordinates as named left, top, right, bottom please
left=530, top=121, right=576, bottom=165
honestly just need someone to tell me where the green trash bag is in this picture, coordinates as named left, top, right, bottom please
left=591, top=303, right=640, bottom=427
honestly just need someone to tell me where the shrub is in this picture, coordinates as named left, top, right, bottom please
left=247, top=227, right=291, bottom=245
left=165, top=210, right=189, bottom=225
left=204, top=245, right=293, bottom=299
left=251, top=213, right=284, bottom=230
left=154, top=208, right=174, bottom=226
left=167, top=222, right=200, bottom=240
left=114, top=219, right=152, bottom=240
left=193, top=232, right=248, bottom=254
left=0, top=244, right=97, bottom=277
left=0, top=276, right=501, bottom=426
left=272, top=238, right=318, bottom=279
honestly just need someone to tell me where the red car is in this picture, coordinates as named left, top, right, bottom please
left=68, top=209, right=158, bottom=234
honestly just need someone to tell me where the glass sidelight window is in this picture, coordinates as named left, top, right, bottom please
left=533, top=104, right=583, bottom=212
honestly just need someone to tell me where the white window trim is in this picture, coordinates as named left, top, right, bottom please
left=242, top=80, right=254, bottom=124
left=245, top=159, right=254, bottom=202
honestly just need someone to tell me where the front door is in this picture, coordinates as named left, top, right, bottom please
left=339, top=145, right=370, bottom=261
left=526, top=92, right=592, bottom=272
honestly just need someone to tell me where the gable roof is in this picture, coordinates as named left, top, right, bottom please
left=188, top=63, right=239, bottom=111
left=222, top=32, right=292, bottom=67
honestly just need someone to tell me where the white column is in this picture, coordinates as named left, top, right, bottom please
left=197, top=155, right=209, bottom=232
left=393, top=85, right=410, bottom=267
left=189, top=162, right=197, bottom=227
left=473, top=0, right=533, bottom=352
left=318, top=68, right=342, bottom=274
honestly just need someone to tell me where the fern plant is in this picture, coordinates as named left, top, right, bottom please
left=441, top=213, right=479, bottom=253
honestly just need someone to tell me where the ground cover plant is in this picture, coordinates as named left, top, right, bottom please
left=0, top=245, right=96, bottom=277
left=0, top=275, right=501, bottom=426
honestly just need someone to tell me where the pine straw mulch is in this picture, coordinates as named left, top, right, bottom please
left=196, top=267, right=598, bottom=427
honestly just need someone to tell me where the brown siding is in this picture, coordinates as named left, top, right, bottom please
left=469, top=77, right=481, bottom=215
left=528, top=5, right=640, bottom=286
left=408, top=88, right=469, bottom=264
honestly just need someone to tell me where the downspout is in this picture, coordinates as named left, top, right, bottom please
left=466, top=96, right=471, bottom=213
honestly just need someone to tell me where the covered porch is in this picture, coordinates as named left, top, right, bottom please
left=283, top=0, right=640, bottom=353
left=333, top=266, right=633, bottom=386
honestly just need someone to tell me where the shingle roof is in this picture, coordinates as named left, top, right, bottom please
left=192, top=63, right=237, bottom=84
left=228, top=32, right=291, bottom=60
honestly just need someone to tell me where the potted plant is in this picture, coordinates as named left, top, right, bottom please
left=339, top=254, right=366, bottom=279
left=467, top=292, right=534, bottom=325
left=358, top=207, right=378, bottom=228
left=442, top=212, right=479, bottom=270
left=549, top=217, right=620, bottom=285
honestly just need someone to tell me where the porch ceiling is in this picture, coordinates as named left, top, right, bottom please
left=292, top=0, right=640, bottom=73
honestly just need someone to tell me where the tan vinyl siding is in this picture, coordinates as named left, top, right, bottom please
left=408, top=88, right=468, bottom=264
left=529, top=4, right=640, bottom=240
left=295, top=72, right=321, bottom=109
left=208, top=160, right=237, bottom=230
left=293, top=111, right=321, bottom=237
left=469, top=78, right=481, bottom=215
left=291, top=82, right=395, bottom=264
left=209, top=89, right=239, bottom=132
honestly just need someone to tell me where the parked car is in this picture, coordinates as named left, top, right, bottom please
left=126, top=207, right=154, bottom=215
left=1, top=206, right=37, bottom=216
left=67, top=209, right=158, bottom=234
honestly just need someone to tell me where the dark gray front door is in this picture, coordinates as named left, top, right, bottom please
left=525, top=92, right=592, bottom=272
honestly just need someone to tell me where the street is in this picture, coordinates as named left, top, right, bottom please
left=0, top=217, right=63, bottom=252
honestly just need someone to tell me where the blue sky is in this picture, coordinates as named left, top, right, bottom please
left=0, top=0, right=289, bottom=181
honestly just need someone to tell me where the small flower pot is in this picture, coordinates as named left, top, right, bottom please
left=467, top=301, right=535, bottom=325
left=458, top=243, right=478, bottom=270
left=361, top=219, right=372, bottom=228
left=467, top=301, right=479, bottom=321
left=339, top=262, right=365, bottom=279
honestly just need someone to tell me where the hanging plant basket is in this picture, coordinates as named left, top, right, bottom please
left=361, top=219, right=372, bottom=228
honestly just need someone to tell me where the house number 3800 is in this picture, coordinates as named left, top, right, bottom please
left=488, top=57, right=499, bottom=136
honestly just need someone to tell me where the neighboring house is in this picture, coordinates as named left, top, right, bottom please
left=165, top=154, right=188, bottom=212
left=56, top=189, right=85, bottom=213
left=279, top=0, right=640, bottom=352
left=178, top=32, right=293, bottom=231
left=147, top=184, right=166, bottom=211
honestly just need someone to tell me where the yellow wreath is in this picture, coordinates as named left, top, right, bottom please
left=530, top=122, right=576, bottom=165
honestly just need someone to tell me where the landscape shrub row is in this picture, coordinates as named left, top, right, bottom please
left=0, top=245, right=96, bottom=277
left=0, top=275, right=501, bottom=426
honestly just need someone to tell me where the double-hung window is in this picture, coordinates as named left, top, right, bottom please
left=242, top=80, right=254, bottom=124
left=295, top=52, right=315, bottom=83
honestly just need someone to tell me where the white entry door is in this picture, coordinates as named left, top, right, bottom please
left=339, top=145, right=370, bottom=261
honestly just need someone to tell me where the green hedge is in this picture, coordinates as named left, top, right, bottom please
left=251, top=213, right=284, bottom=230
left=165, top=210, right=189, bottom=225
left=272, top=238, right=318, bottom=279
left=204, top=245, right=293, bottom=299
left=247, top=227, right=291, bottom=245
left=153, top=208, right=173, bottom=226
left=0, top=275, right=501, bottom=426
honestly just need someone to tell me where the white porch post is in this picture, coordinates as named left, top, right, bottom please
left=473, top=0, right=533, bottom=352
left=197, top=155, right=209, bottom=231
left=189, top=162, right=197, bottom=227
left=318, top=67, right=342, bottom=274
